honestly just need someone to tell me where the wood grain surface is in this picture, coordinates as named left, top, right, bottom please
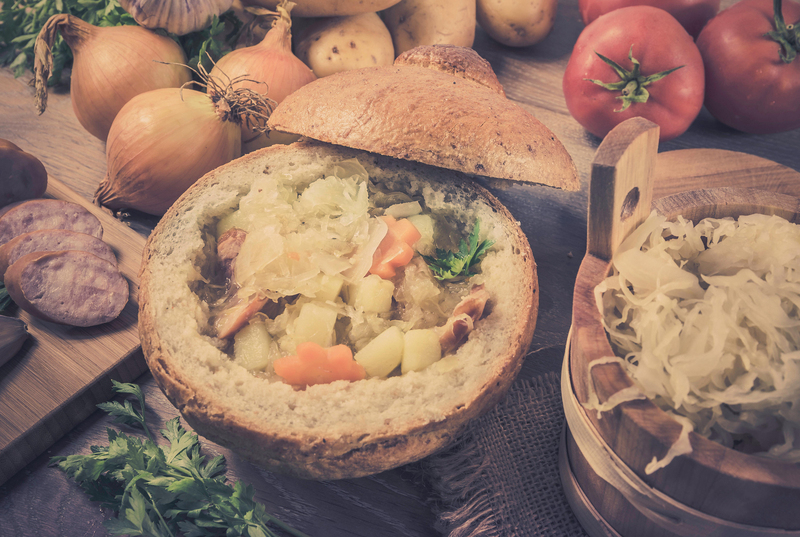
left=568, top=121, right=800, bottom=535
left=1, top=0, right=799, bottom=535
left=0, top=177, right=147, bottom=486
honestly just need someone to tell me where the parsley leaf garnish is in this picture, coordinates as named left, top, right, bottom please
left=51, top=381, right=308, bottom=537
left=422, top=219, right=494, bottom=281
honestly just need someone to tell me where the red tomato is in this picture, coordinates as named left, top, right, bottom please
left=579, top=0, right=721, bottom=37
left=696, top=0, right=800, bottom=134
left=563, top=6, right=705, bottom=141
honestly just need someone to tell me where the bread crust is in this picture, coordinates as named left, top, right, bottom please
left=139, top=140, right=538, bottom=479
left=267, top=49, right=579, bottom=192
left=394, top=44, right=506, bottom=96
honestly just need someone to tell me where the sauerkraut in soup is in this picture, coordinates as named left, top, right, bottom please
left=596, top=211, right=800, bottom=463
left=202, top=159, right=492, bottom=386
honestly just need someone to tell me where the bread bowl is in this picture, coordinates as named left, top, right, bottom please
left=139, top=46, right=578, bottom=479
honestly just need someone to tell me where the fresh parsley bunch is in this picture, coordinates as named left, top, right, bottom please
left=423, top=219, right=495, bottom=281
left=51, top=380, right=308, bottom=537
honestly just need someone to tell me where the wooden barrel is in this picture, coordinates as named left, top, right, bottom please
left=560, top=118, right=800, bottom=537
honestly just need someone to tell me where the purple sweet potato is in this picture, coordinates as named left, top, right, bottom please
left=0, top=199, right=103, bottom=248
left=0, top=229, right=117, bottom=276
left=4, top=250, right=128, bottom=327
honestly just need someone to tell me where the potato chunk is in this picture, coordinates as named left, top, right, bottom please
left=350, top=274, right=394, bottom=313
left=293, top=302, right=338, bottom=347
left=401, top=329, right=442, bottom=373
left=355, top=325, right=404, bottom=378
left=234, top=321, right=275, bottom=371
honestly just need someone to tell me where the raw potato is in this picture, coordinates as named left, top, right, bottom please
left=240, top=0, right=402, bottom=17
left=295, top=13, right=395, bottom=78
left=477, top=0, right=558, bottom=47
left=382, top=0, right=476, bottom=56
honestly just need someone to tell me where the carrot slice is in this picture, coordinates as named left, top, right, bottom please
left=370, top=216, right=421, bottom=279
left=274, top=342, right=366, bottom=386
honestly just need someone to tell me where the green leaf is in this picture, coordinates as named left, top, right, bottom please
left=423, top=219, right=495, bottom=281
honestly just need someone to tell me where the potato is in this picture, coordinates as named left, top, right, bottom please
left=296, top=13, right=395, bottom=78
left=349, top=274, right=394, bottom=313
left=354, top=325, right=404, bottom=377
left=382, top=0, right=476, bottom=56
left=240, top=0, right=401, bottom=17
left=407, top=214, right=434, bottom=255
left=293, top=302, right=338, bottom=347
left=401, top=329, right=442, bottom=373
left=476, top=0, right=558, bottom=47
left=234, top=321, right=275, bottom=371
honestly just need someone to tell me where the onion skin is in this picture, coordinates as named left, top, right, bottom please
left=97, top=87, right=241, bottom=216
left=119, top=0, right=234, bottom=35
left=209, top=14, right=316, bottom=151
left=34, top=15, right=192, bottom=141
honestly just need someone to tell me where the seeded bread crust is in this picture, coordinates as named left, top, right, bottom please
left=139, top=141, right=538, bottom=479
left=267, top=47, right=579, bottom=192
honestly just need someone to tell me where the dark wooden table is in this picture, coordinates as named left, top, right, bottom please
left=1, top=0, right=799, bottom=535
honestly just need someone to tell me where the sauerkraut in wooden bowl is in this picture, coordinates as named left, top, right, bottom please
left=562, top=118, right=800, bottom=537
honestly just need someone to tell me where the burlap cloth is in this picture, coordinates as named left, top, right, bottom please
left=415, top=371, right=589, bottom=537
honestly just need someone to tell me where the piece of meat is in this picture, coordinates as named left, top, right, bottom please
left=438, top=284, right=491, bottom=354
left=4, top=250, right=128, bottom=327
left=217, top=227, right=247, bottom=284
left=438, top=313, right=474, bottom=355
left=214, top=293, right=270, bottom=339
left=0, top=228, right=117, bottom=276
left=0, top=199, right=103, bottom=247
left=452, top=283, right=490, bottom=323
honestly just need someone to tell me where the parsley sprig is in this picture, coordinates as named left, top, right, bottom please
left=51, top=380, right=308, bottom=537
left=423, top=219, right=494, bottom=281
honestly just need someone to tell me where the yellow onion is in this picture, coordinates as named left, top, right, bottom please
left=118, top=0, right=234, bottom=35
left=95, top=77, right=274, bottom=216
left=209, top=1, right=316, bottom=152
left=34, top=15, right=192, bottom=141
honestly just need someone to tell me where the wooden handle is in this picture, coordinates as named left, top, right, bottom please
left=587, top=117, right=660, bottom=261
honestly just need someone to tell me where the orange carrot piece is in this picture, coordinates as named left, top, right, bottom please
left=274, top=342, right=366, bottom=386
left=370, top=216, right=421, bottom=279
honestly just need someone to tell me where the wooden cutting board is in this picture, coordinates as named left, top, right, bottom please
left=0, top=178, right=147, bottom=486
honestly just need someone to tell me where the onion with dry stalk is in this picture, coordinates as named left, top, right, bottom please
left=118, top=0, right=234, bottom=36
left=33, top=14, right=192, bottom=142
left=95, top=64, right=276, bottom=216
left=209, top=1, right=316, bottom=152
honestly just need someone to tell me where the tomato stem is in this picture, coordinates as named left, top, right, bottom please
left=585, top=46, right=684, bottom=112
left=767, top=0, right=800, bottom=63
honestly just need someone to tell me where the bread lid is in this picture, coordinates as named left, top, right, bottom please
left=267, top=46, right=580, bottom=191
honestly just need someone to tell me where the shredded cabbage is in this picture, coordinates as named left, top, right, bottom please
left=596, top=211, right=800, bottom=463
left=226, top=158, right=466, bottom=359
